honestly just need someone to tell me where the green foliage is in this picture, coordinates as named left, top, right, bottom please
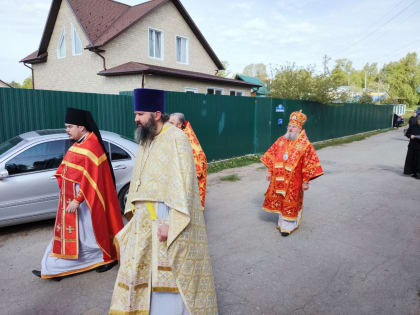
left=7, top=77, right=33, bottom=89
left=21, top=77, right=33, bottom=89
left=313, top=129, right=392, bottom=150
left=380, top=52, right=420, bottom=106
left=9, top=81, right=21, bottom=88
left=357, top=92, right=373, bottom=104
left=242, top=63, right=268, bottom=83
left=216, top=61, right=231, bottom=78
left=270, top=63, right=337, bottom=104
left=219, top=174, right=240, bottom=182
left=207, top=154, right=261, bottom=174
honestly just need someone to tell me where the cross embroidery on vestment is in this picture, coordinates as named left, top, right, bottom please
left=66, top=225, right=75, bottom=234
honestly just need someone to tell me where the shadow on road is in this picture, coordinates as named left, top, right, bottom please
left=0, top=219, right=54, bottom=237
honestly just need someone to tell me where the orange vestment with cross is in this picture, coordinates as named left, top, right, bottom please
left=183, top=121, right=207, bottom=210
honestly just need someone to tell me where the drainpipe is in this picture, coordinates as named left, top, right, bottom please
left=23, top=63, right=35, bottom=89
left=94, top=51, right=107, bottom=70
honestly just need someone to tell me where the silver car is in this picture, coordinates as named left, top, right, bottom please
left=0, top=129, right=138, bottom=227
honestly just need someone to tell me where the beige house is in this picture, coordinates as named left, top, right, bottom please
left=0, top=79, right=12, bottom=88
left=21, top=0, right=258, bottom=95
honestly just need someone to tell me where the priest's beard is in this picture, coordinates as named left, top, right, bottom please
left=135, top=116, right=157, bottom=145
left=285, top=131, right=299, bottom=140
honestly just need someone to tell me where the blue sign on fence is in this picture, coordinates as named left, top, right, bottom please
left=277, top=118, right=283, bottom=125
left=276, top=104, right=285, bottom=112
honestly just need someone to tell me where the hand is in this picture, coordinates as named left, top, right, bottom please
left=302, top=183, right=309, bottom=191
left=266, top=172, right=271, bottom=181
left=157, top=223, right=169, bottom=242
left=411, top=135, right=414, bottom=140
left=66, top=200, right=79, bottom=213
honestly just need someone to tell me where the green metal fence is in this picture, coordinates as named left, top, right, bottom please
left=1, top=88, right=393, bottom=161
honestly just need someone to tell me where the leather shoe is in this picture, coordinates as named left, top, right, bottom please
left=96, top=261, right=118, bottom=273
left=281, top=232, right=290, bottom=237
left=32, top=270, right=41, bottom=278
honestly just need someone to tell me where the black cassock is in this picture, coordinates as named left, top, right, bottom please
left=404, top=122, right=420, bottom=176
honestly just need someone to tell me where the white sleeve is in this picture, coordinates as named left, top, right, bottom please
left=157, top=202, right=170, bottom=220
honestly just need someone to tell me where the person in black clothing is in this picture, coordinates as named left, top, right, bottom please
left=404, top=114, right=420, bottom=178
left=408, top=109, right=420, bottom=127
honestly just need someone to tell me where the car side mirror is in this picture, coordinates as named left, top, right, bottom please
left=0, top=168, right=9, bottom=179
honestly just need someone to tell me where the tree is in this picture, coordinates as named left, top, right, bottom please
left=21, top=77, right=33, bottom=89
left=242, top=63, right=268, bottom=83
left=216, top=61, right=231, bottom=78
left=381, top=52, right=420, bottom=106
left=331, top=58, right=353, bottom=86
left=9, top=81, right=21, bottom=88
left=270, top=63, right=338, bottom=104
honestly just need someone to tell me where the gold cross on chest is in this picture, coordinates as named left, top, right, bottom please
left=66, top=225, right=75, bottom=234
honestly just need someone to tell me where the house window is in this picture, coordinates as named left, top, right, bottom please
left=230, top=90, right=243, bottom=96
left=71, top=24, right=82, bottom=56
left=207, top=88, right=223, bottom=95
left=149, top=28, right=163, bottom=59
left=176, top=36, right=188, bottom=64
left=57, top=27, right=66, bottom=59
left=185, top=87, right=198, bottom=94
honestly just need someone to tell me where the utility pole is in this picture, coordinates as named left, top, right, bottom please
left=364, top=71, right=367, bottom=92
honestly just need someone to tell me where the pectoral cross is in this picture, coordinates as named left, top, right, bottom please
left=66, top=225, right=75, bottom=234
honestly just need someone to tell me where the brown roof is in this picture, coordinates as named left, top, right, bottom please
left=21, top=0, right=224, bottom=69
left=20, top=50, right=48, bottom=63
left=0, top=79, right=13, bottom=88
left=98, top=62, right=261, bottom=88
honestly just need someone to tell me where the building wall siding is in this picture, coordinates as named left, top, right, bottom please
left=32, top=0, right=235, bottom=95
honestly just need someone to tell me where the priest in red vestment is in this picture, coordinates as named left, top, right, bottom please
left=32, top=108, right=123, bottom=280
left=261, top=110, right=323, bottom=236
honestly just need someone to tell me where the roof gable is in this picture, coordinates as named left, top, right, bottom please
left=21, top=0, right=224, bottom=69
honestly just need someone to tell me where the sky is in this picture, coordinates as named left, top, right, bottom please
left=1, top=0, right=419, bottom=83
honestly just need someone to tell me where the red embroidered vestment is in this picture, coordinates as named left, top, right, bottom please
left=52, top=132, right=123, bottom=261
left=260, top=130, right=323, bottom=220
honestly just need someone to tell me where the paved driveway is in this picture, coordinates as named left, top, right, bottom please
left=1, top=129, right=419, bottom=314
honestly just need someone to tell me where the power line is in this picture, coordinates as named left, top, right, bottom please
left=329, top=0, right=418, bottom=57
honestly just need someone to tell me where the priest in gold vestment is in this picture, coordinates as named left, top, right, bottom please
left=109, top=89, right=218, bottom=315
left=261, top=110, right=323, bottom=237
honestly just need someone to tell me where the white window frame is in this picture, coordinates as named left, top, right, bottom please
left=207, top=87, right=224, bottom=95
left=176, top=35, right=189, bottom=65
left=230, top=89, right=244, bottom=96
left=184, top=87, right=198, bottom=93
left=57, top=26, right=66, bottom=59
left=71, top=24, right=83, bottom=56
left=148, top=27, right=164, bottom=60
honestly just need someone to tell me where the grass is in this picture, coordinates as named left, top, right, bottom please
left=219, top=174, right=240, bottom=181
left=313, top=128, right=392, bottom=150
left=207, top=128, right=393, bottom=174
left=208, top=154, right=261, bottom=174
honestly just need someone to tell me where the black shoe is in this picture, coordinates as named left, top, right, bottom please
left=32, top=270, right=41, bottom=278
left=96, top=261, right=118, bottom=273
left=411, top=174, right=418, bottom=178
left=281, top=232, right=290, bottom=237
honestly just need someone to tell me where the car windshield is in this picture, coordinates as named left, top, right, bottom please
left=0, top=136, right=23, bottom=158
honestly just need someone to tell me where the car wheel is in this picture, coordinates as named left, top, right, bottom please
left=118, top=184, right=130, bottom=214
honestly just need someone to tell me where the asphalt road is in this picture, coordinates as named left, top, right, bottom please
left=1, top=129, right=419, bottom=315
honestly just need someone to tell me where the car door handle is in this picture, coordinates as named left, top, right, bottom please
left=113, top=165, right=127, bottom=170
